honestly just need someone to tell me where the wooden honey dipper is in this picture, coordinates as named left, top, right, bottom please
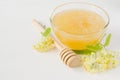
left=32, top=19, right=81, bottom=68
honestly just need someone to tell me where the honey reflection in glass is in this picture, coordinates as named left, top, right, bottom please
left=50, top=2, right=109, bottom=50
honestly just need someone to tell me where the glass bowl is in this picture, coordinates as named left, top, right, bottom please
left=50, top=2, right=109, bottom=50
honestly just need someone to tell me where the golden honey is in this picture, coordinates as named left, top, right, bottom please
left=52, top=9, right=106, bottom=50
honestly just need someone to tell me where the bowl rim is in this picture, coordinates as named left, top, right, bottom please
left=50, top=2, right=110, bottom=38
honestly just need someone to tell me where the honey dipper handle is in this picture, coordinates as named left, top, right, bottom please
left=32, top=19, right=63, bottom=51
left=32, top=19, right=45, bottom=32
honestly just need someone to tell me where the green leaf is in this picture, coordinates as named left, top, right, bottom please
left=41, top=27, right=51, bottom=37
left=95, top=43, right=103, bottom=50
left=86, top=45, right=97, bottom=52
left=73, top=49, right=92, bottom=55
left=104, top=33, right=112, bottom=46
left=86, top=43, right=103, bottom=52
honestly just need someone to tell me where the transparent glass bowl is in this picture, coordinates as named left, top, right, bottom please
left=50, top=2, right=109, bottom=50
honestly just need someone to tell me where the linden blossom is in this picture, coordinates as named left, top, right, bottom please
left=73, top=33, right=118, bottom=73
left=33, top=28, right=55, bottom=52
left=81, top=50, right=118, bottom=73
